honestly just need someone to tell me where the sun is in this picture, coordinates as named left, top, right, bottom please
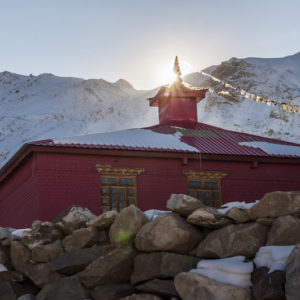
left=155, top=58, right=196, bottom=87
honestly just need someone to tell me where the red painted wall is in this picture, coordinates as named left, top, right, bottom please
left=158, top=97, right=198, bottom=124
left=0, top=156, right=38, bottom=228
left=1, top=151, right=300, bottom=228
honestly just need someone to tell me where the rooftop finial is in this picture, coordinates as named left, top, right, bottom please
left=173, top=56, right=182, bottom=82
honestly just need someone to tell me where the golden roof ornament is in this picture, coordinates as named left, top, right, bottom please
left=173, top=56, right=182, bottom=82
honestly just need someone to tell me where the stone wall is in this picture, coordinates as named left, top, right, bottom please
left=0, top=191, right=300, bottom=300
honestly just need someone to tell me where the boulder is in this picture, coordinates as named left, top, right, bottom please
left=174, top=272, right=251, bottom=300
left=136, top=279, right=179, bottom=298
left=167, top=194, right=204, bottom=217
left=285, top=244, right=300, bottom=300
left=50, top=245, right=112, bottom=275
left=32, top=240, right=64, bottom=263
left=196, top=222, right=269, bottom=258
left=252, top=270, right=285, bottom=300
left=36, top=276, right=87, bottom=300
left=0, top=244, right=9, bottom=264
left=187, top=207, right=232, bottom=228
left=62, top=226, right=105, bottom=252
left=17, top=295, right=36, bottom=300
left=19, top=263, right=61, bottom=288
left=109, top=205, right=149, bottom=245
left=0, top=271, right=25, bottom=282
left=226, top=207, right=250, bottom=223
left=87, top=210, right=118, bottom=230
left=251, top=267, right=269, bottom=285
left=266, top=215, right=300, bottom=245
left=135, top=214, right=203, bottom=253
left=248, top=191, right=300, bottom=220
left=0, top=282, right=17, bottom=300
left=120, top=294, right=163, bottom=300
left=80, top=246, right=136, bottom=288
left=0, top=227, right=12, bottom=240
left=54, top=206, right=95, bottom=234
left=131, top=252, right=198, bottom=285
left=21, top=221, right=63, bottom=250
left=90, top=284, right=135, bottom=300
left=10, top=241, right=31, bottom=270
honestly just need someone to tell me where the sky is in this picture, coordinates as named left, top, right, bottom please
left=0, top=0, right=300, bottom=90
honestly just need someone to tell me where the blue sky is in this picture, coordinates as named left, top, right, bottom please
left=0, top=0, right=299, bottom=89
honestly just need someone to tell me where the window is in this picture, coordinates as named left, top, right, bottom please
left=95, top=165, right=145, bottom=213
left=183, top=170, right=228, bottom=208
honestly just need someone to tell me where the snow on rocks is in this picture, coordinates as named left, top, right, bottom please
left=189, top=256, right=253, bottom=288
left=0, top=264, right=8, bottom=272
left=253, top=245, right=295, bottom=273
left=143, top=209, right=171, bottom=221
left=218, top=200, right=259, bottom=214
left=11, top=228, right=31, bottom=239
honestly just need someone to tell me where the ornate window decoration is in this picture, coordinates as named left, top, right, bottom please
left=183, top=170, right=228, bottom=207
left=95, top=165, right=145, bottom=213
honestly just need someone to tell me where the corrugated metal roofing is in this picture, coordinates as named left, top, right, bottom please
left=30, top=121, right=300, bottom=158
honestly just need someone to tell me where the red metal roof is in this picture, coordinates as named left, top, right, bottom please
left=30, top=121, right=300, bottom=159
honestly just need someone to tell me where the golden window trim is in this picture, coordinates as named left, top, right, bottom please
left=183, top=170, right=228, bottom=208
left=183, top=170, right=228, bottom=180
left=95, top=164, right=145, bottom=176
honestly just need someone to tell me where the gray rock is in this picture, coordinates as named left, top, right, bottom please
left=90, top=284, right=135, bottom=300
left=251, top=267, right=269, bottom=285
left=10, top=241, right=31, bottom=270
left=17, top=295, right=36, bottom=300
left=120, top=294, right=163, bottom=300
left=196, top=222, right=269, bottom=258
left=21, top=221, right=63, bottom=250
left=131, top=252, right=198, bottom=285
left=226, top=207, right=250, bottom=223
left=36, top=276, right=87, bottom=300
left=62, top=226, right=105, bottom=252
left=32, top=240, right=64, bottom=263
left=0, top=282, right=17, bottom=300
left=252, top=270, right=285, bottom=300
left=135, top=214, right=203, bottom=254
left=80, top=246, right=136, bottom=288
left=0, top=244, right=9, bottom=264
left=50, top=245, right=112, bottom=275
left=0, top=271, right=25, bottom=282
left=248, top=191, right=300, bottom=220
left=167, top=194, right=204, bottom=217
left=19, top=262, right=61, bottom=288
left=87, top=211, right=118, bottom=230
left=174, top=272, right=251, bottom=300
left=285, top=244, right=300, bottom=300
left=256, top=217, right=274, bottom=226
left=0, top=227, right=12, bottom=240
left=136, top=279, right=179, bottom=298
left=187, top=207, right=232, bottom=228
left=58, top=206, right=95, bottom=234
left=266, top=215, right=300, bottom=245
left=109, top=205, right=149, bottom=245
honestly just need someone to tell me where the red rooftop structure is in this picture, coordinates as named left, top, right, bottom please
left=1, top=57, right=300, bottom=228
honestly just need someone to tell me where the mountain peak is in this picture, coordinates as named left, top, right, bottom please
left=113, top=79, right=134, bottom=90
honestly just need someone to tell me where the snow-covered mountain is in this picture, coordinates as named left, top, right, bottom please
left=186, top=52, right=300, bottom=143
left=0, top=52, right=300, bottom=168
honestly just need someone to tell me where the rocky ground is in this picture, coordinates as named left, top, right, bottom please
left=0, top=191, right=300, bottom=299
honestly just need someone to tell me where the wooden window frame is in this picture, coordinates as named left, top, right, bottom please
left=183, top=170, right=228, bottom=207
left=95, top=165, right=145, bottom=213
